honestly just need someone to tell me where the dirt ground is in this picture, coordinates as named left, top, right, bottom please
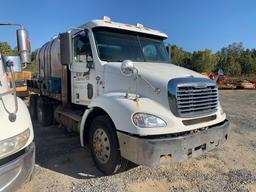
left=18, top=90, right=256, bottom=192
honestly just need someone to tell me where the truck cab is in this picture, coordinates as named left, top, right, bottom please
left=28, top=17, right=229, bottom=175
left=0, top=25, right=34, bottom=191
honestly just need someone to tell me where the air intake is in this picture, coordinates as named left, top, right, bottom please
left=168, top=77, right=218, bottom=118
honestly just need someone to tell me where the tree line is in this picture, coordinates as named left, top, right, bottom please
left=170, top=42, right=256, bottom=77
left=0, top=42, right=38, bottom=73
left=0, top=42, right=19, bottom=56
left=1, top=41, right=256, bottom=77
left=0, top=42, right=37, bottom=60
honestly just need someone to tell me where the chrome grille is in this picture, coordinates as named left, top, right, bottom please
left=176, top=85, right=218, bottom=117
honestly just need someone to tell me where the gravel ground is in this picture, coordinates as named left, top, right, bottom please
left=18, top=90, right=256, bottom=192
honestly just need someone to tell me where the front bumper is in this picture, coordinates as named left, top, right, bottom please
left=0, top=142, right=35, bottom=192
left=117, top=119, right=229, bottom=166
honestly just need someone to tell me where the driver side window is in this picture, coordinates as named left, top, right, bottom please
left=73, top=31, right=93, bottom=63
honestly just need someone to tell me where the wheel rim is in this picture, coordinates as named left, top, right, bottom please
left=93, top=128, right=111, bottom=164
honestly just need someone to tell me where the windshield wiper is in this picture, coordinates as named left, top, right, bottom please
left=137, top=35, right=146, bottom=62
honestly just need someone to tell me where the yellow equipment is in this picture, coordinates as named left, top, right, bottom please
left=7, top=71, right=32, bottom=97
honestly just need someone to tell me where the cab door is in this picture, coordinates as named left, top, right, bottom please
left=71, top=30, right=95, bottom=105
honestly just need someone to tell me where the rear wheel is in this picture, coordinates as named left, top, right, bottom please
left=37, top=96, right=53, bottom=126
left=29, top=94, right=38, bottom=120
left=89, top=115, right=128, bottom=175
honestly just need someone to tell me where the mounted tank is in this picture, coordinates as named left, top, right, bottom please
left=36, top=36, right=62, bottom=93
left=37, top=37, right=62, bottom=79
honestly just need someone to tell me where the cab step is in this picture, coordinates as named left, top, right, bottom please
left=54, top=106, right=84, bottom=132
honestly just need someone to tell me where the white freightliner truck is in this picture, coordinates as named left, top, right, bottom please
left=0, top=23, right=34, bottom=191
left=28, top=17, right=229, bottom=175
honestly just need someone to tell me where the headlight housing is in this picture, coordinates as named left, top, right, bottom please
left=133, top=113, right=167, bottom=128
left=0, top=128, right=30, bottom=159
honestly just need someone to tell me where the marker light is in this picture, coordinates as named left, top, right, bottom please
left=136, top=23, right=144, bottom=28
left=103, top=16, right=111, bottom=23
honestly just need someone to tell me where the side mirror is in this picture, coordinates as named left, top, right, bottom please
left=120, top=60, right=135, bottom=77
left=16, top=28, right=31, bottom=64
left=59, top=32, right=72, bottom=65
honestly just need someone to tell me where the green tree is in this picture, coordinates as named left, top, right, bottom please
left=171, top=45, right=184, bottom=65
left=170, top=45, right=192, bottom=68
left=26, top=49, right=39, bottom=74
left=31, top=49, right=38, bottom=61
left=0, top=42, right=12, bottom=56
left=217, top=43, right=244, bottom=76
left=223, top=56, right=241, bottom=76
left=10, top=47, right=19, bottom=56
left=239, top=49, right=256, bottom=75
left=191, top=49, right=218, bottom=72
left=169, top=42, right=254, bottom=77
left=0, top=42, right=19, bottom=56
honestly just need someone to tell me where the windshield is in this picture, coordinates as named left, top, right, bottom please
left=93, top=27, right=170, bottom=63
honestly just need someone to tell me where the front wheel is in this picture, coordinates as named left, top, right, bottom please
left=89, top=115, right=128, bottom=175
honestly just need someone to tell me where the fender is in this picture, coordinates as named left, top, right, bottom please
left=0, top=95, right=34, bottom=147
left=79, top=92, right=175, bottom=146
left=79, top=92, right=135, bottom=146
left=79, top=92, right=227, bottom=147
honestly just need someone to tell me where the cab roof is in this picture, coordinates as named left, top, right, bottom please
left=79, top=17, right=168, bottom=39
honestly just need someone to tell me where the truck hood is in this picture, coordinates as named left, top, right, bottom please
left=103, top=62, right=206, bottom=111
left=0, top=95, right=33, bottom=142
left=133, top=62, right=203, bottom=82
left=104, top=62, right=204, bottom=91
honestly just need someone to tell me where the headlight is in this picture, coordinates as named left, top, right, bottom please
left=0, top=128, right=30, bottom=159
left=133, top=113, right=167, bottom=128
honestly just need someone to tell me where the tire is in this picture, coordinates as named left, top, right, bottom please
left=29, top=95, right=38, bottom=120
left=51, top=102, right=60, bottom=125
left=89, top=115, right=128, bottom=175
left=37, top=96, right=53, bottom=126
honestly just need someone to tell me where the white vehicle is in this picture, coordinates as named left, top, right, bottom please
left=28, top=17, right=229, bottom=175
left=0, top=24, right=34, bottom=191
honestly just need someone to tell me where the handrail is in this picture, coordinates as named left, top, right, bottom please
left=0, top=61, right=18, bottom=122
